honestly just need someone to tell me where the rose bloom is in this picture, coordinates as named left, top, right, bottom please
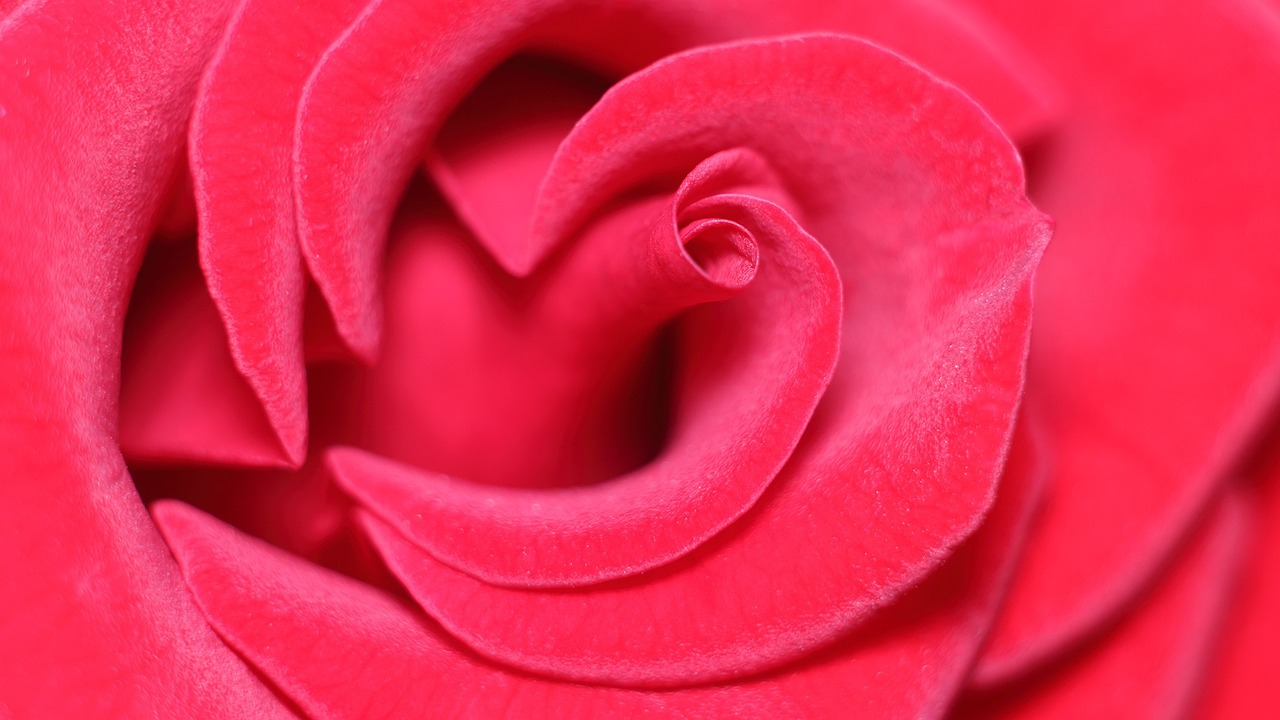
left=2, top=0, right=1279, bottom=717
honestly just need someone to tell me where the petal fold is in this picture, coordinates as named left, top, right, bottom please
left=969, top=0, right=1280, bottom=680
left=154, top=425, right=1041, bottom=716
left=191, top=0, right=369, bottom=465
left=355, top=35, right=1048, bottom=685
left=335, top=148, right=842, bottom=587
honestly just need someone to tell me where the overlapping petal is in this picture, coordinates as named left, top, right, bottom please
left=957, top=492, right=1244, bottom=719
left=120, top=240, right=293, bottom=468
left=340, top=35, right=1048, bottom=686
left=334, top=148, right=842, bottom=587
left=967, top=0, right=1280, bottom=682
left=190, top=0, right=368, bottom=464
left=0, top=0, right=292, bottom=715
left=154, top=422, right=1042, bottom=718
left=291, top=0, right=1053, bottom=360
left=1197, top=433, right=1280, bottom=718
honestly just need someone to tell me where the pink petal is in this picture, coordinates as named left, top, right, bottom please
left=120, top=239, right=294, bottom=468
left=294, top=0, right=1053, bottom=355
left=424, top=55, right=610, bottom=276
left=1196, top=435, right=1280, bottom=718
left=426, top=0, right=1053, bottom=278
left=350, top=34, right=1047, bottom=686
left=956, top=490, right=1245, bottom=719
left=967, top=0, right=1280, bottom=681
left=334, top=148, right=843, bottom=587
left=191, top=0, right=369, bottom=465
left=152, top=429, right=1042, bottom=717
left=0, top=0, right=293, bottom=715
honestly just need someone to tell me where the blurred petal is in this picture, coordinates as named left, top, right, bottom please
left=969, top=0, right=1280, bottom=681
left=120, top=239, right=293, bottom=468
left=1196, top=428, right=1280, bottom=718
left=957, top=491, right=1245, bottom=719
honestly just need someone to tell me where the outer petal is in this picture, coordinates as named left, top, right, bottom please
left=1197, top=432, right=1280, bottom=718
left=154, top=423, right=1042, bottom=719
left=969, top=0, right=1280, bottom=680
left=0, top=0, right=291, bottom=716
left=191, top=0, right=368, bottom=463
left=349, top=35, right=1048, bottom=686
left=294, top=0, right=1052, bottom=354
left=956, top=491, right=1245, bottom=719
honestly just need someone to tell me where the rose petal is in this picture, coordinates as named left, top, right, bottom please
left=191, top=0, right=370, bottom=465
left=119, top=239, right=294, bottom=468
left=966, top=0, right=1280, bottom=681
left=294, top=0, right=554, bottom=356
left=1196, top=432, right=1280, bottom=718
left=956, top=490, right=1245, bottom=719
left=0, top=0, right=292, bottom=715
left=349, top=35, right=1047, bottom=686
left=334, top=148, right=843, bottom=587
left=153, top=424, right=1041, bottom=717
left=295, top=0, right=1054, bottom=354
left=427, top=0, right=1054, bottom=279
left=424, top=55, right=609, bottom=276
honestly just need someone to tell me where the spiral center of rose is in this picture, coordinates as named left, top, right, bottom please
left=120, top=55, right=789, bottom=571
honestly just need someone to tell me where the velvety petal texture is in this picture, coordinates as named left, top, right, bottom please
left=154, top=421, right=1043, bottom=718
left=292, top=0, right=1053, bottom=356
left=190, top=0, right=368, bottom=465
left=7, top=0, right=1279, bottom=716
left=333, top=147, right=844, bottom=587
left=0, top=0, right=292, bottom=715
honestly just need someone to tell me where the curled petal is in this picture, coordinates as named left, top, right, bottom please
left=191, top=0, right=369, bottom=464
left=154, top=423, right=1042, bottom=717
left=335, top=148, right=842, bottom=587
left=356, top=35, right=1048, bottom=685
left=294, top=0, right=1054, bottom=354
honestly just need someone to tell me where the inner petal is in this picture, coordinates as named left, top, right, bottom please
left=426, top=54, right=611, bottom=276
left=334, top=148, right=844, bottom=588
left=314, top=175, right=749, bottom=490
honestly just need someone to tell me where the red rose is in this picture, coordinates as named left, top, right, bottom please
left=2, top=0, right=1278, bottom=718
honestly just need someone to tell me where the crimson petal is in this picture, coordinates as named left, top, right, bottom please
left=334, top=148, right=842, bottom=587
left=191, top=0, right=369, bottom=463
left=355, top=35, right=1047, bottom=685
left=967, top=0, right=1280, bottom=681
left=154, top=424, right=1041, bottom=717
left=0, top=0, right=291, bottom=715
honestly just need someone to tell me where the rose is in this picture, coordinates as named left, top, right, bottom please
left=2, top=0, right=1278, bottom=718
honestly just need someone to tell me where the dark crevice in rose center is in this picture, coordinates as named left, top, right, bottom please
left=124, top=184, right=701, bottom=574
